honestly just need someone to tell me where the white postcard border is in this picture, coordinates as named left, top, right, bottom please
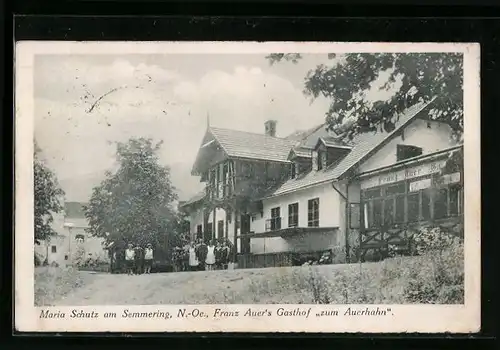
left=15, top=41, right=481, bottom=333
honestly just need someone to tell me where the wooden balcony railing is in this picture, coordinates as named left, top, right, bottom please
left=206, top=183, right=234, bottom=201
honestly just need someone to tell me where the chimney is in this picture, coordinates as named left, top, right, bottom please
left=264, top=120, right=277, bottom=137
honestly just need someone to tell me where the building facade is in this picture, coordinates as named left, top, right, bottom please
left=35, top=201, right=109, bottom=266
left=181, top=97, right=464, bottom=268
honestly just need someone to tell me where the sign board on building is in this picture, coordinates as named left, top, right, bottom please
left=409, top=178, right=432, bottom=192
left=440, top=172, right=461, bottom=185
left=360, top=159, right=447, bottom=190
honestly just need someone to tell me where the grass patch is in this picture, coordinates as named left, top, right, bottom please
left=182, top=243, right=463, bottom=304
left=34, top=266, right=95, bottom=306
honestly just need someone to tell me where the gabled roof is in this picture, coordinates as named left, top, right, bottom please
left=266, top=98, right=436, bottom=198
left=205, top=127, right=298, bottom=163
left=179, top=190, right=205, bottom=209
left=64, top=202, right=87, bottom=219
left=288, top=147, right=312, bottom=160
left=293, top=124, right=332, bottom=149
left=314, top=136, right=353, bottom=151
left=285, top=124, right=326, bottom=142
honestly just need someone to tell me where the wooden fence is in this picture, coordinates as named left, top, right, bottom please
left=237, top=250, right=326, bottom=269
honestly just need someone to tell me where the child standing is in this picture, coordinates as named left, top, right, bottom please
left=144, top=243, right=154, bottom=274
left=205, top=240, right=216, bottom=271
left=188, top=241, right=199, bottom=271
left=196, top=239, right=208, bottom=271
left=125, top=243, right=135, bottom=275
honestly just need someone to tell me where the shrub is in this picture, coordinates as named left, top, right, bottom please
left=73, top=245, right=86, bottom=267
left=402, top=226, right=464, bottom=304
left=34, top=253, right=43, bottom=266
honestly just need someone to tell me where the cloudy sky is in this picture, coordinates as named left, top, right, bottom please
left=34, top=53, right=338, bottom=202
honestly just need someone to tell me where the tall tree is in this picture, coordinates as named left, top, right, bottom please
left=84, top=138, right=179, bottom=251
left=34, top=142, right=65, bottom=244
left=267, top=53, right=463, bottom=139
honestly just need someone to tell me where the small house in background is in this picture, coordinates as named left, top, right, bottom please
left=34, top=201, right=109, bottom=266
left=180, top=97, right=464, bottom=268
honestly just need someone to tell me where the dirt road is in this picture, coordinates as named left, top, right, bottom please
left=55, top=267, right=306, bottom=305
left=42, top=255, right=459, bottom=305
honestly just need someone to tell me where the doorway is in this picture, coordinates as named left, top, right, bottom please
left=240, top=214, right=251, bottom=254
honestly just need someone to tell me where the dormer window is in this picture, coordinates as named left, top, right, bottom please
left=397, top=145, right=423, bottom=162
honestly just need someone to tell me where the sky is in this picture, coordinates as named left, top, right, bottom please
left=34, top=53, right=340, bottom=202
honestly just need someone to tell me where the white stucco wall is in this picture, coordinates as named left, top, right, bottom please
left=188, top=207, right=204, bottom=239
left=187, top=206, right=235, bottom=242
left=253, top=182, right=342, bottom=232
left=360, top=119, right=455, bottom=173
left=35, top=214, right=108, bottom=266
left=249, top=182, right=344, bottom=254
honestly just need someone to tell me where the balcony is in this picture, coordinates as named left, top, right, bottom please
left=265, top=217, right=282, bottom=232
left=206, top=183, right=233, bottom=201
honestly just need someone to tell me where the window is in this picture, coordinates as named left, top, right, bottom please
left=196, top=224, right=203, bottom=239
left=349, top=203, right=361, bottom=229
left=406, top=192, right=420, bottom=222
left=288, top=203, right=299, bottom=227
left=384, top=199, right=394, bottom=225
left=397, top=145, right=423, bottom=161
left=270, top=207, right=281, bottom=230
left=395, top=195, right=405, bottom=222
left=421, top=189, right=431, bottom=220
left=371, top=199, right=383, bottom=227
left=64, top=255, right=68, bottom=261
left=434, top=188, right=448, bottom=220
left=386, top=183, right=406, bottom=196
left=206, top=223, right=213, bottom=239
left=290, top=162, right=296, bottom=179
left=217, top=220, right=224, bottom=239
left=51, top=245, right=57, bottom=253
left=363, top=188, right=381, bottom=200
left=308, top=198, right=320, bottom=227
left=361, top=172, right=463, bottom=228
left=75, top=234, right=85, bottom=242
left=317, top=151, right=327, bottom=170
left=449, top=185, right=461, bottom=216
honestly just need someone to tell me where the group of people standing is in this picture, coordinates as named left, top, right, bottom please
left=124, top=243, right=154, bottom=275
left=173, top=238, right=234, bottom=272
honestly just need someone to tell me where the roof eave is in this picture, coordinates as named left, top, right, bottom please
left=260, top=177, right=335, bottom=201
left=337, top=97, right=438, bottom=181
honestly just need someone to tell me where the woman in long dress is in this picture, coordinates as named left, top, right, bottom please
left=188, top=242, right=199, bottom=271
left=205, top=240, right=216, bottom=271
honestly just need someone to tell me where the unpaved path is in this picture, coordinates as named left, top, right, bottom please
left=50, top=260, right=418, bottom=305
left=56, top=267, right=307, bottom=305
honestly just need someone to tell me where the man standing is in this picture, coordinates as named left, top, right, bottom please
left=196, top=239, right=208, bottom=271
left=144, top=243, right=154, bottom=274
left=125, top=243, right=135, bottom=275
left=134, top=244, right=144, bottom=274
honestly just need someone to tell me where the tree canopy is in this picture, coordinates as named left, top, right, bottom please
left=267, top=53, right=463, bottom=140
left=84, top=138, right=179, bottom=251
left=34, top=142, right=65, bottom=244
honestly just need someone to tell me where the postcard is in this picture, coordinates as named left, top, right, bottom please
left=15, top=41, right=480, bottom=333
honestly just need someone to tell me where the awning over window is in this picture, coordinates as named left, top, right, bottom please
left=237, top=226, right=338, bottom=239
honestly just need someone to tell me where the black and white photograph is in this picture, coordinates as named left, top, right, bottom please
left=15, top=42, right=480, bottom=333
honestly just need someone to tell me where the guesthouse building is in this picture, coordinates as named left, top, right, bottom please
left=180, top=97, right=464, bottom=268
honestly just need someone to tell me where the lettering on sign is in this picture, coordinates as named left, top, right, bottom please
left=361, top=159, right=447, bottom=190
left=441, top=172, right=461, bottom=185
left=409, top=178, right=432, bottom=192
